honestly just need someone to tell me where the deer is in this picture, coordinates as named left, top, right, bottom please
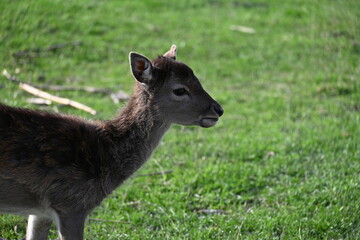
left=0, top=45, right=223, bottom=240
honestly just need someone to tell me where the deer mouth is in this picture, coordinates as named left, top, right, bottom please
left=200, top=117, right=219, bottom=128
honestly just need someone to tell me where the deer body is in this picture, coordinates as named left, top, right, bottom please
left=0, top=45, right=223, bottom=240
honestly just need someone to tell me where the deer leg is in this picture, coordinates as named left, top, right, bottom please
left=25, top=215, right=52, bottom=240
left=57, top=213, right=87, bottom=240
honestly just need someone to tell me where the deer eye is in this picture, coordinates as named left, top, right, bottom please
left=173, top=88, right=188, bottom=96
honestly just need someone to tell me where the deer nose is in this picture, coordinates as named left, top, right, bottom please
left=212, top=103, right=224, bottom=117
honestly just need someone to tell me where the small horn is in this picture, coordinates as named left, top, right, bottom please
left=163, top=44, right=177, bottom=60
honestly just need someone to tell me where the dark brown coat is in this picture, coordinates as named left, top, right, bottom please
left=0, top=45, right=223, bottom=240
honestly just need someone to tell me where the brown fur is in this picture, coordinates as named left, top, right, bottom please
left=0, top=47, right=223, bottom=240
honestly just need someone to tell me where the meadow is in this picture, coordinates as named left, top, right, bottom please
left=0, top=0, right=359, bottom=239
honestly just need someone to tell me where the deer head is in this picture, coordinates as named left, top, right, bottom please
left=129, top=45, right=223, bottom=128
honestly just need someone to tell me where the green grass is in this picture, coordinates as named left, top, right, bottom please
left=1, top=0, right=359, bottom=239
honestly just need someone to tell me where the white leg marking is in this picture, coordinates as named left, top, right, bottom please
left=26, top=215, right=37, bottom=240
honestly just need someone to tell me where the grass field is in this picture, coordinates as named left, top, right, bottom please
left=1, top=0, right=359, bottom=239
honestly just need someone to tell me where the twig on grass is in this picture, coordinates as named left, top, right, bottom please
left=122, top=200, right=140, bottom=206
left=109, top=90, right=130, bottom=104
left=2, top=69, right=97, bottom=115
left=26, top=98, right=52, bottom=105
left=34, top=85, right=130, bottom=103
left=1, top=68, right=129, bottom=104
left=230, top=25, right=256, bottom=34
left=198, top=209, right=228, bottom=214
left=1, top=69, right=21, bottom=83
left=88, top=218, right=129, bottom=224
left=135, top=170, right=173, bottom=177
left=12, top=41, right=82, bottom=58
left=19, top=83, right=97, bottom=115
left=35, top=85, right=113, bottom=94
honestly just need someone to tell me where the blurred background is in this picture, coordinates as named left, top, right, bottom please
left=0, top=0, right=359, bottom=239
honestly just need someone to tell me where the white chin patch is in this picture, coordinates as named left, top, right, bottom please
left=200, top=118, right=218, bottom=128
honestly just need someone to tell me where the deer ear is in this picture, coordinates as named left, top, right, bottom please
left=163, top=44, right=177, bottom=60
left=129, top=52, right=154, bottom=84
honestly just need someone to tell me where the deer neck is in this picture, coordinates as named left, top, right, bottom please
left=113, top=85, right=170, bottom=149
left=103, top=85, right=170, bottom=191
